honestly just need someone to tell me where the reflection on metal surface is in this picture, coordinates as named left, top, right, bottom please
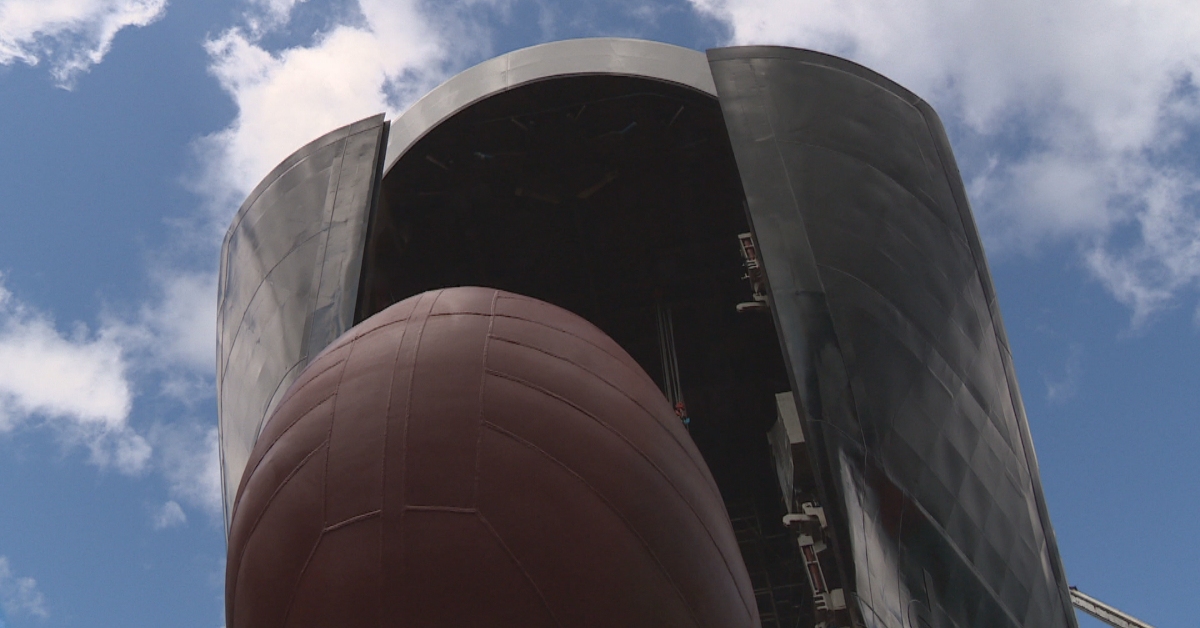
left=710, top=46, right=1077, bottom=627
left=216, top=114, right=387, bottom=530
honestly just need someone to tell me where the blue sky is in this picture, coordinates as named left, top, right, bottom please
left=0, top=1, right=1197, bottom=627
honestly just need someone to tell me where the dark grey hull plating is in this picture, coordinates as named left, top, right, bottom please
left=710, top=46, right=1076, bottom=628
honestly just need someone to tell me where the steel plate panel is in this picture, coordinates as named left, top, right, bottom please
left=383, top=38, right=716, bottom=176
left=217, top=114, right=387, bottom=531
left=709, top=46, right=1076, bottom=628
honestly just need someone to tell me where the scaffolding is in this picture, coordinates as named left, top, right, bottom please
left=726, top=498, right=812, bottom=627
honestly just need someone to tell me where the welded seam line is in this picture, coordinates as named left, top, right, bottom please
left=288, top=355, right=348, bottom=390
left=487, top=335, right=714, bottom=492
left=237, top=440, right=330, bottom=553
left=396, top=289, right=443, bottom=593
left=402, top=289, right=442, bottom=506
left=378, top=290, right=415, bottom=612
left=404, top=505, right=477, bottom=513
left=322, top=327, right=360, bottom=528
left=230, top=439, right=328, bottom=622
left=225, top=125, right=366, bottom=240
left=268, top=355, right=346, bottom=415
left=305, top=140, right=350, bottom=330
left=484, top=364, right=724, bottom=526
left=482, top=370, right=755, bottom=623
left=474, top=290, right=501, bottom=507
left=232, top=389, right=338, bottom=521
left=480, top=420, right=706, bottom=627
left=402, top=303, right=653, bottom=394
left=324, top=509, right=383, bottom=533
left=280, top=532, right=325, bottom=628
left=338, top=312, right=415, bottom=347
left=926, top=104, right=1075, bottom=622
left=486, top=309, right=637, bottom=372
left=814, top=263, right=1015, bottom=459
left=220, top=229, right=328, bottom=379
left=477, top=512, right=563, bottom=627
left=784, top=141, right=962, bottom=242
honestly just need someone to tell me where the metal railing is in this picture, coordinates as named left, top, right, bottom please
left=1069, top=586, right=1154, bottom=628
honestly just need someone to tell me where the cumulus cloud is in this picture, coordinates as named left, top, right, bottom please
left=105, top=270, right=216, bottom=383
left=0, top=283, right=130, bottom=432
left=0, top=0, right=167, bottom=86
left=0, top=268, right=217, bottom=487
left=100, top=271, right=220, bottom=517
left=239, top=0, right=311, bottom=35
left=0, top=274, right=129, bottom=417
left=0, top=277, right=154, bottom=474
left=151, top=421, right=222, bottom=517
left=1043, top=344, right=1083, bottom=403
left=140, top=272, right=217, bottom=373
left=152, top=500, right=187, bottom=529
left=0, top=556, right=47, bottom=619
left=96, top=269, right=220, bottom=520
left=0, top=269, right=221, bottom=479
left=690, top=0, right=1200, bottom=325
left=85, top=427, right=152, bottom=474
left=195, top=0, right=483, bottom=224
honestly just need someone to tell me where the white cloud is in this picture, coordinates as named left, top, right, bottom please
left=0, top=278, right=131, bottom=433
left=1044, top=344, right=1082, bottom=403
left=85, top=428, right=153, bottom=474
left=690, top=0, right=1200, bottom=325
left=151, top=422, right=222, bottom=517
left=246, top=0, right=306, bottom=28
left=0, top=268, right=220, bottom=479
left=0, top=0, right=167, bottom=86
left=144, top=273, right=216, bottom=373
left=0, top=270, right=217, bottom=496
left=107, top=270, right=216, bottom=377
left=0, top=556, right=47, bottom=619
left=0, top=276, right=151, bottom=474
left=195, top=0, right=477, bottom=225
left=152, top=500, right=187, bottom=529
